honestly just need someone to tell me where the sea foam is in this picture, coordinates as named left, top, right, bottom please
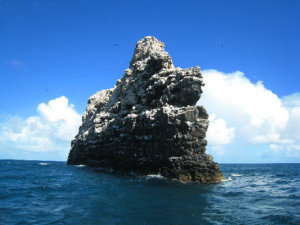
left=146, top=173, right=164, bottom=179
left=223, top=176, right=233, bottom=182
left=231, top=173, right=242, bottom=177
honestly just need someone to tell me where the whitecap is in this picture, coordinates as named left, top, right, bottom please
left=75, top=165, right=86, bottom=167
left=231, top=173, right=242, bottom=177
left=39, top=163, right=49, bottom=166
left=146, top=173, right=164, bottom=179
left=222, top=176, right=232, bottom=182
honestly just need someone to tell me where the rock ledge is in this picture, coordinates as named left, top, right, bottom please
left=68, top=36, right=223, bottom=183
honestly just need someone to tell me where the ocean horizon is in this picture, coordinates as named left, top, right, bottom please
left=1, top=160, right=299, bottom=224
left=2, top=159, right=300, bottom=164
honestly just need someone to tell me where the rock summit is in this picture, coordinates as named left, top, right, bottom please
left=68, top=36, right=223, bottom=182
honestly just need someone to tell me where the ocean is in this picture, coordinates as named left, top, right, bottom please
left=0, top=160, right=299, bottom=225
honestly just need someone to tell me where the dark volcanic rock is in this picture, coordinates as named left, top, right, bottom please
left=68, top=36, right=223, bottom=182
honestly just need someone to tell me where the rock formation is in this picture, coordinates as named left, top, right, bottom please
left=68, top=36, right=223, bottom=182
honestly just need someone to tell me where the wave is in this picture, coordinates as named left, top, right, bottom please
left=146, top=173, right=164, bottom=179
left=39, top=163, right=49, bottom=166
left=222, top=176, right=232, bottom=182
left=1, top=161, right=299, bottom=224
left=231, top=173, right=242, bottom=177
left=75, top=165, right=86, bottom=168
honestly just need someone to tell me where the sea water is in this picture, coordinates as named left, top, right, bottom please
left=0, top=160, right=299, bottom=224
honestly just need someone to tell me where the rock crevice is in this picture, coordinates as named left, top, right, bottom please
left=68, top=36, right=223, bottom=182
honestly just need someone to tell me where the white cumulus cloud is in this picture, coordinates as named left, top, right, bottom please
left=207, top=114, right=235, bottom=146
left=199, top=69, right=300, bottom=159
left=0, top=96, right=81, bottom=156
left=37, top=96, right=81, bottom=140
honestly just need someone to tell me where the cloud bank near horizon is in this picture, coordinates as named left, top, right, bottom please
left=0, top=69, right=300, bottom=162
left=0, top=96, right=81, bottom=160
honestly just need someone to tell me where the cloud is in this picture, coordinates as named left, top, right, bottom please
left=281, top=94, right=300, bottom=141
left=199, top=69, right=300, bottom=160
left=37, top=97, right=81, bottom=140
left=0, top=96, right=81, bottom=158
left=207, top=114, right=235, bottom=146
left=206, top=114, right=235, bottom=156
left=282, top=93, right=300, bottom=107
left=266, top=143, right=300, bottom=159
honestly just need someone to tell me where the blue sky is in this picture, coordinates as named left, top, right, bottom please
left=0, top=0, right=300, bottom=162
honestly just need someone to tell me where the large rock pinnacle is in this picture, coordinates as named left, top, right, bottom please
left=68, top=36, right=224, bottom=182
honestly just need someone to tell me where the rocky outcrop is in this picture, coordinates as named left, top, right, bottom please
left=68, top=36, right=223, bottom=182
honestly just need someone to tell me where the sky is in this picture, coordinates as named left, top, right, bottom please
left=0, top=0, right=299, bottom=162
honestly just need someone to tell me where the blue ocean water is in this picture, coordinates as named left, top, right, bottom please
left=0, top=161, right=299, bottom=225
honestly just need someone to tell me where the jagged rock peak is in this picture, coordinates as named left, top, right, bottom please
left=68, top=36, right=224, bottom=183
left=130, top=36, right=174, bottom=70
